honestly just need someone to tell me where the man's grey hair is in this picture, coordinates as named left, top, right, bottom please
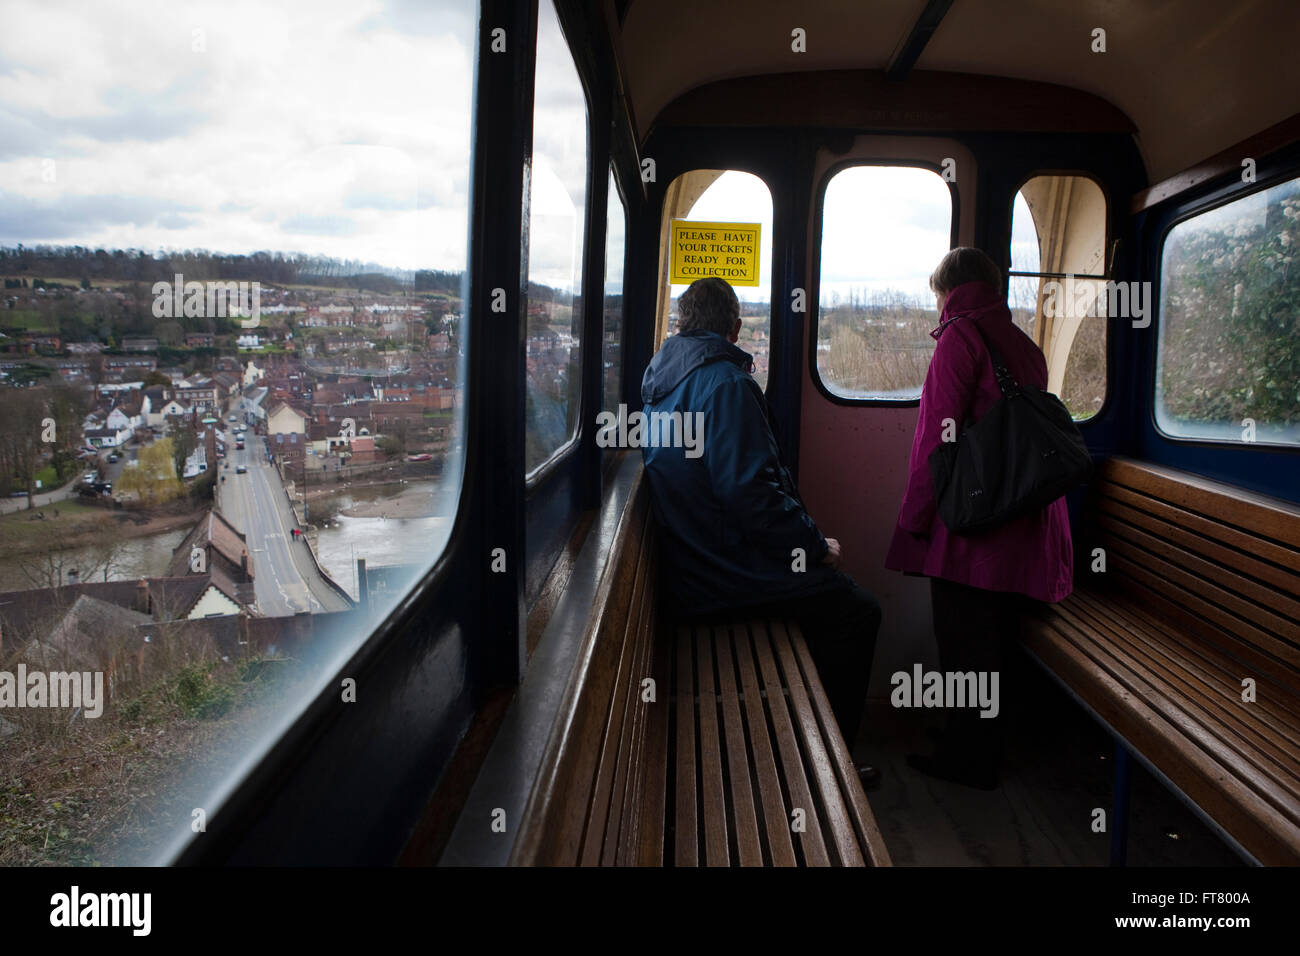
left=677, top=277, right=739, bottom=336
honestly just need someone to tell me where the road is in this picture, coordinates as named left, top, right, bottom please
left=0, top=443, right=134, bottom=515
left=216, top=428, right=351, bottom=616
left=0, top=478, right=77, bottom=514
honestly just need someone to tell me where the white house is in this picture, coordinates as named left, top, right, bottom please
left=182, top=442, right=208, bottom=479
left=267, top=402, right=308, bottom=436
left=243, top=360, right=265, bottom=387
left=156, top=399, right=190, bottom=428
left=105, top=407, right=133, bottom=432
left=84, top=425, right=132, bottom=448
left=186, top=584, right=242, bottom=618
left=237, top=333, right=262, bottom=350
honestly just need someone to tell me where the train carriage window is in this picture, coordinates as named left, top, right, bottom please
left=603, top=167, right=626, bottom=414
left=656, top=170, right=773, bottom=390
left=1009, top=175, right=1109, bottom=421
left=525, top=1, right=590, bottom=474
left=1155, top=175, right=1300, bottom=445
left=0, top=0, right=475, bottom=864
left=815, top=165, right=952, bottom=401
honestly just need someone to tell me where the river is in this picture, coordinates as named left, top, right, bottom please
left=0, top=480, right=452, bottom=604
left=305, top=480, right=453, bottom=603
left=0, top=528, right=189, bottom=592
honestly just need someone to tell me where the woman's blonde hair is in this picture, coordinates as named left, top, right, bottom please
left=929, top=247, right=1001, bottom=296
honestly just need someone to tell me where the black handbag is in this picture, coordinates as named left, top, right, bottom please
left=927, top=320, right=1092, bottom=535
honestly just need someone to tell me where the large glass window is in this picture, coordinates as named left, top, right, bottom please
left=657, top=171, right=773, bottom=390
left=815, top=165, right=952, bottom=400
left=525, top=1, right=589, bottom=474
left=1009, top=174, right=1108, bottom=421
left=0, top=0, right=475, bottom=865
left=1156, top=175, right=1300, bottom=444
left=603, top=167, right=626, bottom=415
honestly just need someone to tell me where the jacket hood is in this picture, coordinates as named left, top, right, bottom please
left=931, top=280, right=1011, bottom=340
left=641, top=330, right=753, bottom=404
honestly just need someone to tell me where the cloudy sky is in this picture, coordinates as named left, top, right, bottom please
left=0, top=0, right=478, bottom=271
left=1, top=0, right=1041, bottom=301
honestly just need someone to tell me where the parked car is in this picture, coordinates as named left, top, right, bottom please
left=107, top=453, right=120, bottom=463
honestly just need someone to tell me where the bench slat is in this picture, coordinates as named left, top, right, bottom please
left=713, top=625, right=765, bottom=865
left=674, top=625, right=699, bottom=866
left=751, top=619, right=832, bottom=866
left=694, top=628, right=731, bottom=865
left=769, top=620, right=866, bottom=866
left=1104, top=457, right=1300, bottom=548
left=1097, top=513, right=1300, bottom=634
left=1108, top=552, right=1300, bottom=671
left=1023, top=616, right=1300, bottom=865
left=604, top=529, right=658, bottom=865
left=732, top=621, right=798, bottom=866
left=1099, top=486, right=1300, bottom=593
left=580, top=525, right=652, bottom=864
left=1055, top=597, right=1300, bottom=804
left=1073, top=591, right=1300, bottom=742
left=636, top=619, right=671, bottom=865
left=787, top=619, right=891, bottom=866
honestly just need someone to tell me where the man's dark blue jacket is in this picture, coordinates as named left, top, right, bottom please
left=640, top=329, right=836, bottom=615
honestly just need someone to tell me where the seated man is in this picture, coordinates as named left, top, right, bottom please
left=640, top=276, right=882, bottom=785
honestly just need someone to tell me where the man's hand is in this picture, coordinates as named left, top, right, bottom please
left=822, top=537, right=842, bottom=569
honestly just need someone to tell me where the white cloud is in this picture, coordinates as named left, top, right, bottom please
left=0, top=0, right=476, bottom=270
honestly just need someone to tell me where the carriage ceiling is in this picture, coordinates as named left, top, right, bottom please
left=612, top=0, right=1300, bottom=183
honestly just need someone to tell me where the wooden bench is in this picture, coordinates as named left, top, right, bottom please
left=512, top=466, right=889, bottom=866
left=657, top=618, right=889, bottom=866
left=1021, top=456, right=1300, bottom=865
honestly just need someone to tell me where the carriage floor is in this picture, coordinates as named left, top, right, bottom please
left=855, top=646, right=1245, bottom=866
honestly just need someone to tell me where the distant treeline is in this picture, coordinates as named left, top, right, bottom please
left=0, top=245, right=464, bottom=295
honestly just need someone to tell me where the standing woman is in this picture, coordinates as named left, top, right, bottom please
left=884, top=247, right=1073, bottom=790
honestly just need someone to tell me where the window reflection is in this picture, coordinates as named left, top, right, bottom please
left=525, top=1, right=589, bottom=474
left=603, top=168, right=626, bottom=415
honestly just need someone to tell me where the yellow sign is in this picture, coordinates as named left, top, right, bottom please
left=669, top=220, right=761, bottom=287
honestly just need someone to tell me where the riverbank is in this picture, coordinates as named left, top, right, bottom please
left=0, top=502, right=200, bottom=559
left=337, top=483, right=439, bottom=519
left=298, top=469, right=439, bottom=504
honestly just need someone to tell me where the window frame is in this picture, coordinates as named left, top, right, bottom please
left=602, top=161, right=629, bottom=415
left=1149, top=167, right=1300, bottom=452
left=653, top=166, right=778, bottom=390
left=523, top=0, right=596, bottom=488
left=166, top=0, right=494, bottom=865
left=1007, top=169, right=1112, bottom=280
left=809, top=157, right=961, bottom=408
left=1005, top=168, right=1114, bottom=424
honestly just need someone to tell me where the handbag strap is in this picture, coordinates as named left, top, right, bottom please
left=962, top=316, right=1022, bottom=399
